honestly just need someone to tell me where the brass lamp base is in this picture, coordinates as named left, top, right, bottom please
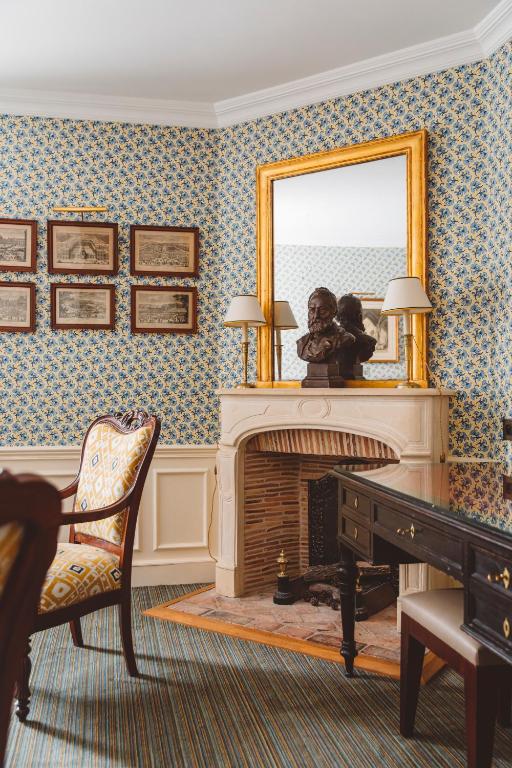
left=235, top=382, right=256, bottom=389
left=396, top=380, right=421, bottom=389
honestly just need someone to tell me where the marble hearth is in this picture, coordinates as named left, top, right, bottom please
left=216, top=388, right=454, bottom=598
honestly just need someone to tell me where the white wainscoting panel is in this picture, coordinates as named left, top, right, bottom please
left=0, top=444, right=218, bottom=586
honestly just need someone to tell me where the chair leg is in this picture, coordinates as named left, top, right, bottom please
left=69, top=618, right=84, bottom=648
left=15, top=638, right=32, bottom=722
left=464, top=664, right=498, bottom=768
left=119, top=595, right=138, bottom=676
left=497, top=670, right=512, bottom=728
left=400, top=615, right=425, bottom=737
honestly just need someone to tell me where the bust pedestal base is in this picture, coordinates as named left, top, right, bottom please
left=302, top=363, right=345, bottom=388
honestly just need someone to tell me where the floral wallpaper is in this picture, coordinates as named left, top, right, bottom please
left=0, top=119, right=221, bottom=444
left=0, top=40, right=510, bottom=455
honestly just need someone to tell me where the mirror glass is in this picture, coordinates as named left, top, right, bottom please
left=273, top=155, right=407, bottom=382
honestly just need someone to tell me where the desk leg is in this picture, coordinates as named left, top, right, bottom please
left=337, top=545, right=357, bottom=677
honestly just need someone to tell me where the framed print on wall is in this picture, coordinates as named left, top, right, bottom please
left=47, top=220, right=118, bottom=275
left=361, top=298, right=399, bottom=363
left=130, top=225, right=199, bottom=277
left=51, top=283, right=115, bottom=330
left=0, top=218, right=37, bottom=272
left=131, top=285, right=197, bottom=334
left=0, top=281, right=35, bottom=332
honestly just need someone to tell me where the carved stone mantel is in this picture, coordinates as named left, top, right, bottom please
left=216, top=387, right=455, bottom=597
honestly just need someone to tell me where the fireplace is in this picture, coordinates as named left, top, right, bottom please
left=242, top=428, right=397, bottom=593
left=216, top=387, right=452, bottom=598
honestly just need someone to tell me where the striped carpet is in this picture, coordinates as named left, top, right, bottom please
left=5, top=586, right=512, bottom=768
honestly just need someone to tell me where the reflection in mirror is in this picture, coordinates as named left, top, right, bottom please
left=273, top=155, right=407, bottom=382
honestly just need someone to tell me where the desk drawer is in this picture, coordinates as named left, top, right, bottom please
left=468, top=581, right=512, bottom=656
left=373, top=503, right=462, bottom=566
left=339, top=514, right=371, bottom=557
left=471, top=546, right=512, bottom=599
left=342, top=487, right=371, bottom=518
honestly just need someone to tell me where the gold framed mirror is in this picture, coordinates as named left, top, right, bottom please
left=256, top=129, right=428, bottom=387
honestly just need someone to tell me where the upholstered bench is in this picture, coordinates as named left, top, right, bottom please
left=400, top=589, right=511, bottom=768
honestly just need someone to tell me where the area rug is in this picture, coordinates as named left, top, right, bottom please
left=145, top=585, right=442, bottom=680
left=6, top=586, right=512, bottom=767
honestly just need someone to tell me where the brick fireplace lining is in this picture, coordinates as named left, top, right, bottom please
left=243, top=429, right=398, bottom=593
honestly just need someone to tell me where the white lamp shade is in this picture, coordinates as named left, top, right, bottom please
left=224, top=295, right=266, bottom=326
left=274, top=300, right=298, bottom=330
left=381, top=276, right=433, bottom=315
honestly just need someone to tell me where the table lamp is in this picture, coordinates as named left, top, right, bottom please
left=381, top=276, right=432, bottom=388
left=224, top=295, right=266, bottom=388
left=273, top=300, right=298, bottom=381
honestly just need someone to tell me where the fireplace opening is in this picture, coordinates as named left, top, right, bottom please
left=242, top=427, right=399, bottom=616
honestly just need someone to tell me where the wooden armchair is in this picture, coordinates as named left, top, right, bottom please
left=15, top=410, right=160, bottom=723
left=0, top=472, right=60, bottom=766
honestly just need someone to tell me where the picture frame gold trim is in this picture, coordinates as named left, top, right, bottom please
left=256, top=129, right=428, bottom=388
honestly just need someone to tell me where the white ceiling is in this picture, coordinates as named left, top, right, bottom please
left=0, top=0, right=510, bottom=127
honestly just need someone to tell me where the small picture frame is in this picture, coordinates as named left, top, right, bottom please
left=0, top=219, right=37, bottom=272
left=51, top=283, right=115, bottom=330
left=48, top=220, right=118, bottom=275
left=0, top=281, right=35, bottom=332
left=361, top=298, right=399, bottom=363
left=131, top=285, right=197, bottom=334
left=130, top=225, right=199, bottom=277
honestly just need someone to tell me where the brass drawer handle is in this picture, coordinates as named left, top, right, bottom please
left=353, top=526, right=358, bottom=540
left=396, top=523, right=420, bottom=540
left=353, top=496, right=359, bottom=509
left=487, top=566, right=510, bottom=590
left=504, top=617, right=511, bottom=640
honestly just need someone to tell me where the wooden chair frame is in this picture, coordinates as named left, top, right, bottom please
left=0, top=472, right=60, bottom=766
left=401, top=612, right=512, bottom=768
left=15, top=410, right=160, bottom=723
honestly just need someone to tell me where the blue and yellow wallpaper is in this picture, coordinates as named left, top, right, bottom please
left=0, top=40, right=510, bottom=455
left=0, top=120, right=221, bottom=444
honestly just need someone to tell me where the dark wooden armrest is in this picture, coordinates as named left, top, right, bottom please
left=60, top=496, right=129, bottom=525
left=59, top=477, right=79, bottom=500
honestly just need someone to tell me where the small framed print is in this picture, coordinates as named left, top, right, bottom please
left=48, top=220, right=118, bottom=275
left=361, top=298, right=399, bottom=363
left=130, top=225, right=199, bottom=277
left=51, top=283, right=115, bottom=330
left=0, top=282, right=35, bottom=332
left=0, top=218, right=37, bottom=272
left=131, top=286, right=197, bottom=334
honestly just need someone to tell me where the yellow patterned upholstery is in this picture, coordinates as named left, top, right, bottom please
left=0, top=522, right=23, bottom=599
left=74, top=422, right=153, bottom=545
left=38, top=543, right=121, bottom=614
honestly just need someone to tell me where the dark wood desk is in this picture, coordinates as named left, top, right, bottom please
left=330, top=461, right=512, bottom=676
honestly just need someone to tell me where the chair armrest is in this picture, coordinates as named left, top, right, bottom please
left=59, top=477, right=79, bottom=500
left=60, top=496, right=129, bottom=525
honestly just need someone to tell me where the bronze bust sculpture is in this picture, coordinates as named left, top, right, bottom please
left=336, top=293, right=377, bottom=379
left=297, top=287, right=356, bottom=387
left=296, top=289, right=376, bottom=386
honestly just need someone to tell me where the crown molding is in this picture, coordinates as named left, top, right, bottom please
left=0, top=88, right=217, bottom=129
left=476, top=0, right=512, bottom=56
left=0, top=2, right=510, bottom=130
left=215, top=29, right=483, bottom=127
